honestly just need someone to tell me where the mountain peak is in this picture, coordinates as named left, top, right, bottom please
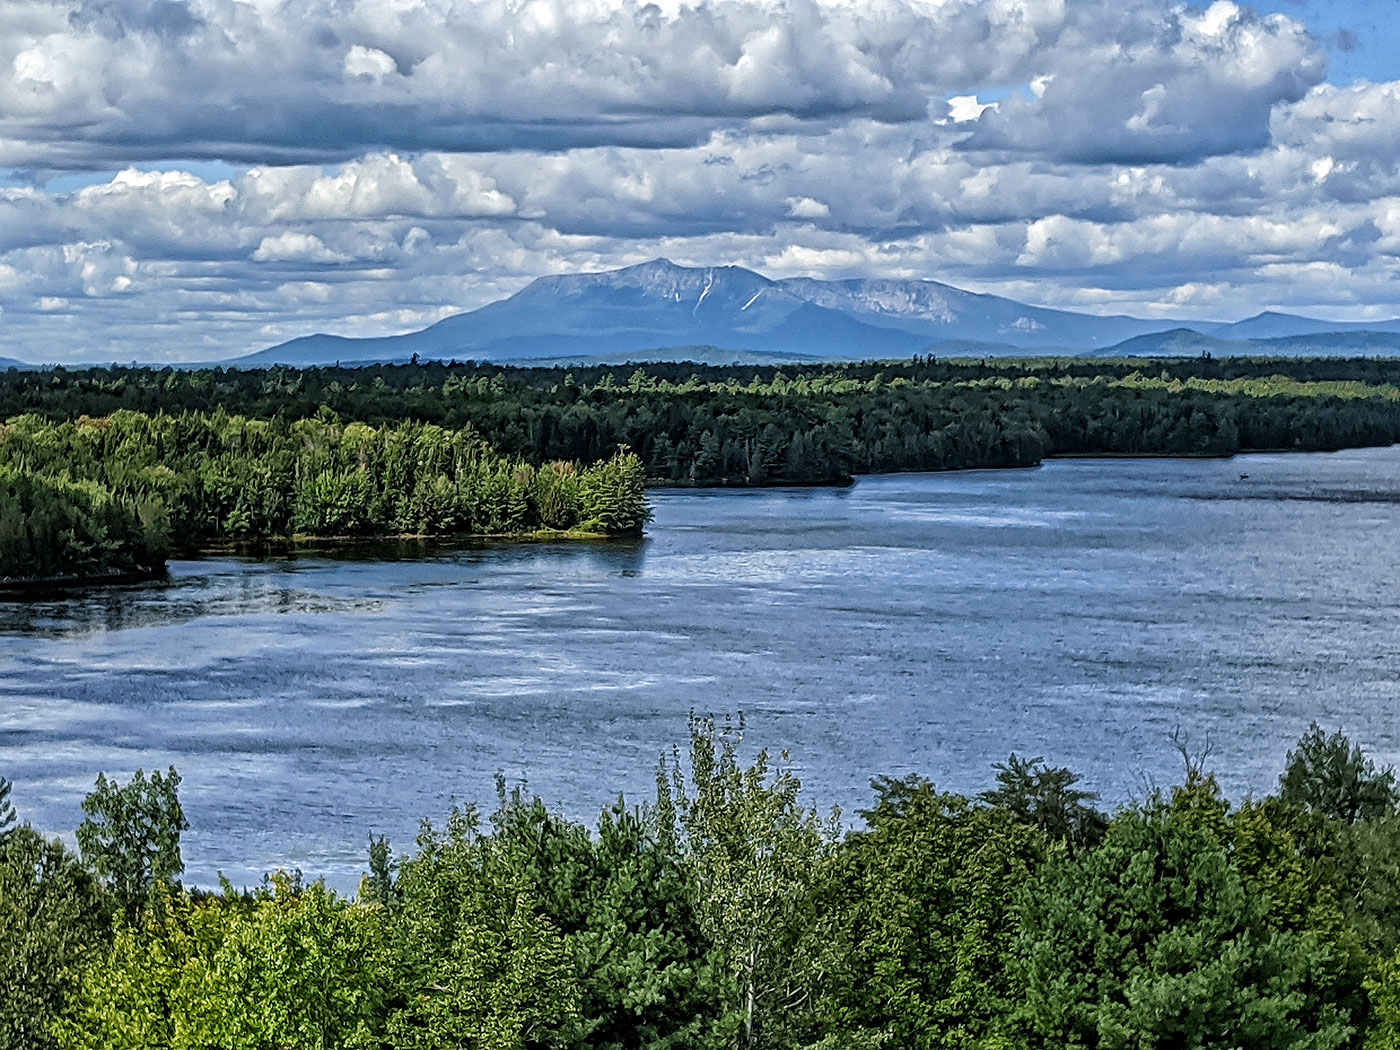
left=618, top=257, right=684, bottom=274
left=240, top=259, right=1400, bottom=369
left=521, top=259, right=774, bottom=306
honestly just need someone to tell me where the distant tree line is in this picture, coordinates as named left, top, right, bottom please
left=3, top=359, right=1398, bottom=487
left=0, top=411, right=648, bottom=584
left=8, top=718, right=1400, bottom=1049
left=4, top=357, right=1398, bottom=582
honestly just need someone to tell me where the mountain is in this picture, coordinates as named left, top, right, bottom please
left=0, top=357, right=32, bottom=370
left=1204, top=311, right=1400, bottom=341
left=775, top=276, right=1174, bottom=349
left=1100, top=327, right=1400, bottom=358
left=238, top=261, right=930, bottom=367
left=233, top=259, right=1399, bottom=368
left=1098, top=329, right=1236, bottom=358
left=235, top=259, right=1189, bottom=367
left=498, top=345, right=827, bottom=367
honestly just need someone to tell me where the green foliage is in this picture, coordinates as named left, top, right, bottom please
left=981, top=753, right=1108, bottom=855
left=7, top=357, right=1400, bottom=490
left=4, top=356, right=1398, bottom=582
left=56, top=876, right=390, bottom=1050
left=1345, top=817, right=1400, bottom=958
left=16, top=720, right=1400, bottom=1049
left=573, top=803, right=724, bottom=1049
left=0, top=465, right=167, bottom=585
left=1281, top=724, right=1400, bottom=825
left=661, top=714, right=839, bottom=1049
left=363, top=834, right=399, bottom=909
left=388, top=782, right=722, bottom=1050
left=0, top=827, right=110, bottom=1050
left=0, top=412, right=651, bottom=575
left=578, top=448, right=652, bottom=535
left=1016, top=774, right=1362, bottom=1050
left=1366, top=952, right=1400, bottom=1050
left=77, top=766, right=189, bottom=922
left=812, top=776, right=1046, bottom=1049
left=386, top=803, right=585, bottom=1049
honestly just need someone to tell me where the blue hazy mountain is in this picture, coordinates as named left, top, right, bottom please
left=235, top=260, right=1181, bottom=366
left=233, top=259, right=1400, bottom=367
left=1203, top=311, right=1400, bottom=341
left=240, top=261, right=925, bottom=366
left=773, top=275, right=1174, bottom=349
left=1101, top=327, right=1400, bottom=358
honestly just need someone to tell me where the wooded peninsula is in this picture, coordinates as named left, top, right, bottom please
left=3, top=355, right=1400, bottom=585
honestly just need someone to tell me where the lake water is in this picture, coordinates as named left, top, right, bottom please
left=3, top=448, right=1399, bottom=890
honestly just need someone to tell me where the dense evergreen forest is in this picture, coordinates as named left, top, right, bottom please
left=3, top=357, right=1399, bottom=488
left=3, top=355, right=1398, bottom=583
left=7, top=717, right=1400, bottom=1049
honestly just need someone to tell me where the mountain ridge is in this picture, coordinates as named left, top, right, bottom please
left=237, top=259, right=1210, bottom=367
left=234, top=259, right=1400, bottom=368
left=5, top=261, right=1399, bottom=369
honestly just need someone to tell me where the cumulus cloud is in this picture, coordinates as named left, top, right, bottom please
left=1271, top=81, right=1400, bottom=166
left=251, top=232, right=350, bottom=264
left=0, top=0, right=1071, bottom=168
left=0, top=0, right=1397, bottom=364
left=960, top=1, right=1327, bottom=163
left=0, top=0, right=1331, bottom=171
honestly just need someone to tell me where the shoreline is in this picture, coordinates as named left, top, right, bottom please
left=654, top=440, right=1400, bottom=489
left=0, top=565, right=168, bottom=596
left=0, top=527, right=637, bottom=596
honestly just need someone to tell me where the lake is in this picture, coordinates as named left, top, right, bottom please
left=3, top=448, right=1399, bottom=890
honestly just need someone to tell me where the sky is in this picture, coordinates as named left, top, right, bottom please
left=1, top=0, right=1399, bottom=364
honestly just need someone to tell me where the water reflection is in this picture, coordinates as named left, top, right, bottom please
left=0, top=537, right=649, bottom=638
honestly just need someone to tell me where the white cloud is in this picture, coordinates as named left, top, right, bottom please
left=343, top=45, right=397, bottom=82
left=252, top=232, right=349, bottom=264
left=946, top=95, right=997, bottom=123
left=0, top=0, right=1084, bottom=167
left=786, top=197, right=831, bottom=220
left=0, top=0, right=1394, bottom=363
left=962, top=1, right=1325, bottom=162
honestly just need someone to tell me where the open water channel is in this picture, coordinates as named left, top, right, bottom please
left=2, top=448, right=1398, bottom=888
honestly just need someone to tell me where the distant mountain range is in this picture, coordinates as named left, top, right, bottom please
left=4, top=260, right=1400, bottom=370
left=235, top=259, right=1182, bottom=367
left=231, top=260, right=1400, bottom=367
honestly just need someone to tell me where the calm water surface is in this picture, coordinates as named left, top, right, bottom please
left=3, top=449, right=1399, bottom=889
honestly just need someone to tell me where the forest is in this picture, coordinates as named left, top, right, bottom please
left=3, top=355, right=1399, bottom=583
left=4, top=357, right=1400, bottom=486
left=6, top=717, right=1400, bottom=1050
left=0, top=411, right=649, bottom=586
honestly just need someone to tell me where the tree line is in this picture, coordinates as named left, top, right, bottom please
left=4, top=357, right=1398, bottom=582
left=0, top=411, right=648, bottom=585
left=4, top=359, right=1399, bottom=488
left=7, top=718, right=1400, bottom=1049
